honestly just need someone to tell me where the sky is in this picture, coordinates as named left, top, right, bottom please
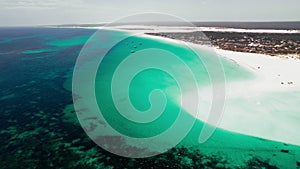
left=0, top=0, right=299, bottom=26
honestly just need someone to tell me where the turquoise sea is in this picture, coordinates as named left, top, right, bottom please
left=0, top=27, right=299, bottom=168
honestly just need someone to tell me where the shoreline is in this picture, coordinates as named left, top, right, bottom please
left=144, top=33, right=300, bottom=146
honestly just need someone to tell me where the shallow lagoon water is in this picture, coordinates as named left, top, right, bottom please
left=0, top=27, right=299, bottom=168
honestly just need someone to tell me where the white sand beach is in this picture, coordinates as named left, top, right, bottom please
left=183, top=44, right=300, bottom=146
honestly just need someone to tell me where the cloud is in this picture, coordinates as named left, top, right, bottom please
left=0, top=0, right=298, bottom=26
left=0, top=0, right=83, bottom=9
